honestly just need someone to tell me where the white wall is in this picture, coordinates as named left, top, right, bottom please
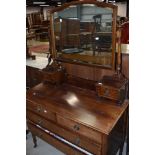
left=116, top=2, right=127, bottom=17
left=26, top=7, right=41, bottom=14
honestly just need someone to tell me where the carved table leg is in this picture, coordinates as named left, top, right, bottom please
left=32, top=133, right=37, bottom=148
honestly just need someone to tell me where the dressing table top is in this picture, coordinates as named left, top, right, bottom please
left=27, top=82, right=128, bottom=135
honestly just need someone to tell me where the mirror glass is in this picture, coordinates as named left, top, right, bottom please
left=52, top=3, right=115, bottom=68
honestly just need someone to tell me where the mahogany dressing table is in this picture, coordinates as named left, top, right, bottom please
left=26, top=1, right=129, bottom=155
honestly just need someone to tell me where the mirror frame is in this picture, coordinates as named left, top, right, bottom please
left=49, top=0, right=118, bottom=70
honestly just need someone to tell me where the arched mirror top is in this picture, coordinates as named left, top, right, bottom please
left=49, top=0, right=118, bottom=70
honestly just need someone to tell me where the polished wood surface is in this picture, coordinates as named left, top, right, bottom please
left=27, top=82, right=128, bottom=135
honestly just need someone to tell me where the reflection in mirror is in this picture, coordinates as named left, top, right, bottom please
left=52, top=3, right=115, bottom=68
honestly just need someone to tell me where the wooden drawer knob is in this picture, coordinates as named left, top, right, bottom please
left=73, top=124, right=80, bottom=131
left=104, top=88, right=109, bottom=96
left=38, top=120, right=42, bottom=125
left=75, top=137, right=80, bottom=145
left=39, top=133, right=43, bottom=137
left=33, top=92, right=36, bottom=96
left=36, top=106, right=41, bottom=112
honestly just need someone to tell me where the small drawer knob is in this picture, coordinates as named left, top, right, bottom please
left=44, top=109, right=47, bottom=113
left=33, top=92, right=36, bottom=96
left=104, top=88, right=109, bottom=96
left=73, top=124, right=80, bottom=131
left=38, top=120, right=42, bottom=124
left=39, top=133, right=43, bottom=137
left=75, top=138, right=80, bottom=145
left=37, top=106, right=41, bottom=112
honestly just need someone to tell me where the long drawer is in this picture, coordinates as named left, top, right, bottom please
left=26, top=100, right=56, bottom=122
left=57, top=115, right=102, bottom=144
left=27, top=110, right=101, bottom=155
left=27, top=122, right=84, bottom=155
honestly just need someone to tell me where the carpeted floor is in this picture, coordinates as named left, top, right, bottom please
left=29, top=44, right=49, bottom=53
left=27, top=39, right=49, bottom=53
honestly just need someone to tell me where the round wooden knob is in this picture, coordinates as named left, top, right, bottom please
left=75, top=137, right=80, bottom=145
left=38, top=120, right=42, bottom=124
left=73, top=124, right=80, bottom=131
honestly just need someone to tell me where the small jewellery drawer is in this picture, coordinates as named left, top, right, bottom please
left=27, top=122, right=84, bottom=155
left=57, top=115, right=102, bottom=144
left=26, top=100, right=56, bottom=122
left=43, top=73, right=55, bottom=82
left=41, top=70, right=64, bottom=84
left=96, top=85, right=119, bottom=99
left=27, top=111, right=101, bottom=155
left=102, top=87, right=119, bottom=99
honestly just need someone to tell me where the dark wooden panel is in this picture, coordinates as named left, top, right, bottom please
left=62, top=53, right=128, bottom=81
left=93, top=67, right=114, bottom=81
left=62, top=62, right=114, bottom=81
left=63, top=63, right=95, bottom=80
left=66, top=75, right=96, bottom=91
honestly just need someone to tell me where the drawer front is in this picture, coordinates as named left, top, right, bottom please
left=43, top=73, right=54, bottom=81
left=96, top=85, right=119, bottom=100
left=27, top=111, right=101, bottom=155
left=102, top=88, right=119, bottom=99
left=42, top=71, right=64, bottom=84
left=30, top=68, right=42, bottom=86
left=33, top=70, right=42, bottom=81
left=26, top=100, right=56, bottom=122
left=42, top=71, right=60, bottom=82
left=27, top=122, right=85, bottom=155
left=57, top=115, right=102, bottom=144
